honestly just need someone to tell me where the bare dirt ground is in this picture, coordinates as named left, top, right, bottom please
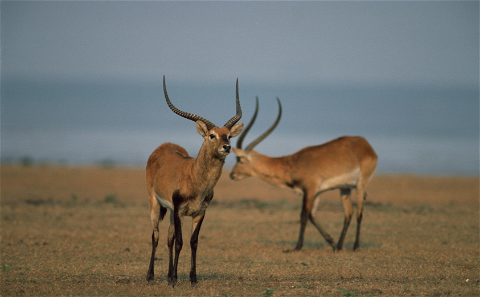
left=1, top=165, right=478, bottom=296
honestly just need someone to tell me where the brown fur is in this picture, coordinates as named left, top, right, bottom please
left=231, top=136, right=378, bottom=252
left=146, top=122, right=243, bottom=286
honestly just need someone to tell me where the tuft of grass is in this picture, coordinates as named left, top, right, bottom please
left=338, top=288, right=357, bottom=297
left=264, top=288, right=275, bottom=296
left=104, top=194, right=118, bottom=203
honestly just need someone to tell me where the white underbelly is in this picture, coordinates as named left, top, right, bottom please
left=318, top=168, right=360, bottom=192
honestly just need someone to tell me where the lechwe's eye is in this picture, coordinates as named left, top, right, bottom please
left=209, top=134, right=216, bottom=139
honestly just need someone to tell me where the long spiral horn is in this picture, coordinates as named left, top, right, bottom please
left=236, top=96, right=259, bottom=149
left=163, top=76, right=216, bottom=130
left=244, top=97, right=282, bottom=152
left=223, top=78, right=243, bottom=129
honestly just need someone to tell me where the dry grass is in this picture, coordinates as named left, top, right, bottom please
left=1, top=165, right=479, bottom=296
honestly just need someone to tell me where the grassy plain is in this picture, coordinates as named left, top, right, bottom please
left=1, top=165, right=478, bottom=296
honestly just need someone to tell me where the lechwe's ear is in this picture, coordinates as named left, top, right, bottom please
left=196, top=121, right=210, bottom=138
left=229, top=123, right=244, bottom=138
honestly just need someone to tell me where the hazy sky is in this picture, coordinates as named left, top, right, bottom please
left=2, top=1, right=478, bottom=86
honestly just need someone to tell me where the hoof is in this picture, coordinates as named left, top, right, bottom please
left=190, top=276, right=198, bottom=285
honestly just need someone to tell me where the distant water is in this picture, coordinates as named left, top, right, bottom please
left=2, top=78, right=478, bottom=176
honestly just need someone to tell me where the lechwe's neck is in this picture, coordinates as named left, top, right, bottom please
left=191, top=141, right=226, bottom=192
left=247, top=150, right=292, bottom=187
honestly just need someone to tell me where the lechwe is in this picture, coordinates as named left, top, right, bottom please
left=230, top=97, right=377, bottom=252
left=146, top=76, right=243, bottom=286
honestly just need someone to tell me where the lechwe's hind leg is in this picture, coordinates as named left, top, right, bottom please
left=336, top=188, right=353, bottom=251
left=146, top=196, right=167, bottom=281
left=353, top=153, right=377, bottom=251
left=353, top=183, right=367, bottom=251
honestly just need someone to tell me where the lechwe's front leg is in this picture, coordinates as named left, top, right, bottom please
left=289, top=189, right=335, bottom=252
left=189, top=213, right=206, bottom=285
left=308, top=193, right=336, bottom=251
left=292, top=191, right=314, bottom=252
left=166, top=205, right=207, bottom=286
left=168, top=207, right=184, bottom=287
left=166, top=213, right=175, bottom=285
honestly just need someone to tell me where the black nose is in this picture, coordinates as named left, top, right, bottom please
left=223, top=144, right=231, bottom=153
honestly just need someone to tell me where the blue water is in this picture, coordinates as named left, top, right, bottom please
left=2, top=78, right=478, bottom=175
